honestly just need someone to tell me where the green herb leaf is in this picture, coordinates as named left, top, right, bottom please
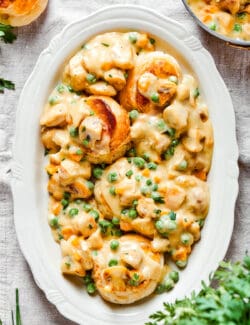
left=0, top=78, right=15, bottom=93
left=147, top=254, right=250, bottom=325
left=0, top=24, right=17, bottom=43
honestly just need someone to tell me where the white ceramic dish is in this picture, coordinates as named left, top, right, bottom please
left=11, top=5, right=239, bottom=325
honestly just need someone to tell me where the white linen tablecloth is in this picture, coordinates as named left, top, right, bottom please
left=0, top=0, right=249, bottom=324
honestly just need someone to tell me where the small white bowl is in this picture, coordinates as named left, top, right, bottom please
left=11, top=5, right=239, bottom=325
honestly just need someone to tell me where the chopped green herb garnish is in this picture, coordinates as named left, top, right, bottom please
left=129, top=273, right=140, bottom=286
left=86, top=73, right=97, bottom=84
left=101, top=42, right=110, bottom=47
left=193, top=87, right=200, bottom=98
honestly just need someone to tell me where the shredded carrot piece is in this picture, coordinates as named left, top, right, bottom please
left=193, top=170, right=207, bottom=181
left=142, top=168, right=150, bottom=177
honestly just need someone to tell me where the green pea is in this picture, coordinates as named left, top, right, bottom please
left=233, top=23, right=242, bottom=32
left=151, top=92, right=159, bottom=103
left=156, top=119, right=167, bottom=132
left=133, top=157, right=146, bottom=169
left=129, top=32, right=138, bottom=44
left=76, top=149, right=83, bottom=155
left=108, top=259, right=118, bottom=267
left=129, top=110, right=139, bottom=120
left=110, top=240, right=119, bottom=250
left=61, top=199, right=69, bottom=209
left=151, top=192, right=165, bottom=203
left=98, top=220, right=112, bottom=234
left=152, top=183, right=158, bottom=191
left=109, top=186, right=116, bottom=196
left=50, top=217, right=59, bottom=228
left=178, top=160, right=188, bottom=171
left=93, top=167, right=103, bottom=179
left=107, top=172, right=118, bottom=182
left=57, top=84, right=67, bottom=94
left=128, top=209, right=137, bottom=219
left=155, top=220, right=164, bottom=232
left=126, top=170, right=133, bottom=178
left=176, top=260, right=187, bottom=268
left=132, top=200, right=138, bottom=207
left=147, top=162, right=157, bottom=170
left=83, top=203, right=92, bottom=212
left=86, top=283, right=96, bottom=294
left=168, top=75, right=178, bottom=84
left=86, top=181, right=94, bottom=190
left=163, top=219, right=177, bottom=231
left=135, top=175, right=142, bottom=182
left=142, top=153, right=150, bottom=161
left=112, top=217, right=120, bottom=225
left=69, top=127, right=79, bottom=138
left=69, top=208, right=79, bottom=217
left=90, top=210, right=99, bottom=221
left=169, top=271, right=179, bottom=283
left=82, top=139, right=89, bottom=146
left=141, top=186, right=151, bottom=196
left=181, top=233, right=192, bottom=245
left=209, top=22, right=217, bottom=31
left=146, top=179, right=152, bottom=186
left=48, top=96, right=58, bottom=105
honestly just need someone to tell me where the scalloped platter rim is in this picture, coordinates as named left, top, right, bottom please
left=11, top=5, right=239, bottom=325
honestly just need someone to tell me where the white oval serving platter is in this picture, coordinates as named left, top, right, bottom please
left=11, top=5, right=239, bottom=325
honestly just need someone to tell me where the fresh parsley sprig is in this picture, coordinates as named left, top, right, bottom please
left=146, top=254, right=250, bottom=325
left=0, top=78, right=15, bottom=93
left=0, top=23, right=16, bottom=43
left=0, top=23, right=16, bottom=93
